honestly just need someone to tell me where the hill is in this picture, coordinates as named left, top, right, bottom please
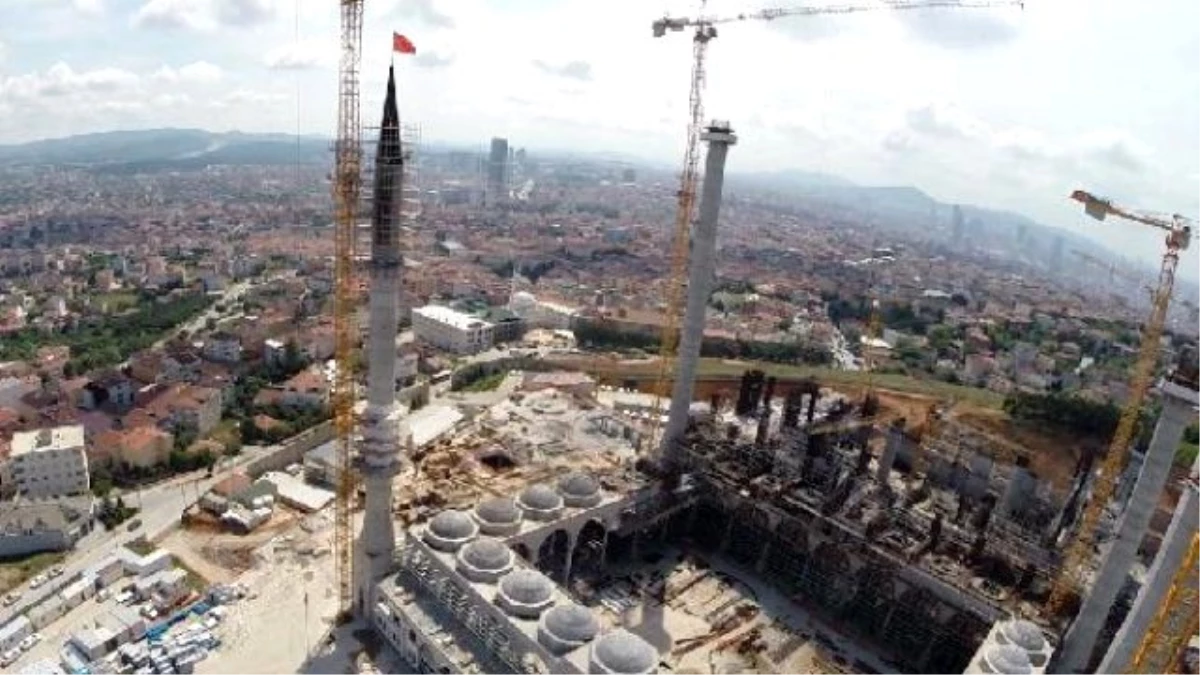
left=0, top=129, right=329, bottom=169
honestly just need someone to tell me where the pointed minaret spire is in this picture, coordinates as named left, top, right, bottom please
left=382, top=65, right=399, bottom=131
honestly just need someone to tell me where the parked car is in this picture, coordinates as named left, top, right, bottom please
left=19, top=633, right=41, bottom=651
left=28, top=574, right=47, bottom=590
left=2, top=591, right=20, bottom=606
left=0, top=648, right=20, bottom=667
left=48, top=565, right=64, bottom=578
left=126, top=518, right=143, bottom=531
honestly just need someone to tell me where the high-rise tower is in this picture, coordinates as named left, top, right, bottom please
left=354, top=65, right=406, bottom=612
left=487, top=137, right=509, bottom=206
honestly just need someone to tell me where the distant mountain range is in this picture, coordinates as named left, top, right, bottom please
left=0, top=129, right=331, bottom=171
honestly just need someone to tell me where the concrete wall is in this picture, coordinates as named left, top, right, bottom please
left=243, top=421, right=335, bottom=479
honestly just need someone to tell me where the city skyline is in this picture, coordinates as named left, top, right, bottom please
left=0, top=0, right=1197, bottom=278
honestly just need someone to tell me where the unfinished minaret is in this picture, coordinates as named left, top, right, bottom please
left=355, top=65, right=406, bottom=612
left=660, top=121, right=737, bottom=469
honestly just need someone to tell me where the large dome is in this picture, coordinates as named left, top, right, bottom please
left=984, top=645, right=1033, bottom=675
left=558, top=472, right=602, bottom=507
left=592, top=630, right=657, bottom=674
left=999, top=620, right=1046, bottom=653
left=476, top=497, right=521, bottom=525
left=499, top=569, right=554, bottom=606
left=520, top=484, right=563, bottom=511
left=461, top=539, right=513, bottom=571
left=543, top=604, right=599, bottom=644
left=429, top=510, right=477, bottom=540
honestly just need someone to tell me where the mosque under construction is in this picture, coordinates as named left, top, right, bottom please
left=353, top=67, right=1200, bottom=675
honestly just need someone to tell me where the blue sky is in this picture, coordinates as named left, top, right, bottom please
left=0, top=0, right=1197, bottom=282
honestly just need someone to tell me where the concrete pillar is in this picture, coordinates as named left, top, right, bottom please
left=1056, top=379, right=1199, bottom=673
left=755, top=541, right=772, bottom=574
left=1001, top=464, right=1034, bottom=520
left=877, top=426, right=902, bottom=485
left=1098, top=469, right=1198, bottom=673
left=563, top=532, right=577, bottom=584
left=660, top=121, right=738, bottom=467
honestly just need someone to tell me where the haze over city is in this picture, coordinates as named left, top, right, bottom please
left=1, top=0, right=1197, bottom=278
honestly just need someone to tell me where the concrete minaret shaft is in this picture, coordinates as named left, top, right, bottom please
left=661, top=121, right=737, bottom=468
left=354, top=65, right=405, bottom=613
left=1055, top=374, right=1199, bottom=672
left=1098, top=460, right=1199, bottom=672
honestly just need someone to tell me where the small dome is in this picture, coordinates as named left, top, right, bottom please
left=558, top=472, right=600, bottom=498
left=461, top=539, right=513, bottom=571
left=999, top=620, right=1046, bottom=653
left=476, top=497, right=521, bottom=524
left=500, top=569, right=554, bottom=606
left=544, top=604, right=599, bottom=644
left=985, top=645, right=1033, bottom=675
left=519, top=484, right=564, bottom=511
left=429, top=510, right=478, bottom=541
left=593, top=630, right=657, bottom=674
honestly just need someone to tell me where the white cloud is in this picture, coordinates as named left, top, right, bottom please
left=213, top=0, right=275, bottom=26
left=0, top=63, right=139, bottom=101
left=132, top=0, right=214, bottom=31
left=153, top=60, right=223, bottom=84
left=73, top=0, right=104, bottom=16
left=263, top=41, right=334, bottom=71
left=131, top=0, right=275, bottom=32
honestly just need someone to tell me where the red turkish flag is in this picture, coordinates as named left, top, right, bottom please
left=392, top=32, right=416, bottom=55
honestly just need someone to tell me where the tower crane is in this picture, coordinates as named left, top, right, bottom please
left=1045, top=190, right=1194, bottom=617
left=333, top=0, right=365, bottom=616
left=645, top=0, right=1024, bottom=456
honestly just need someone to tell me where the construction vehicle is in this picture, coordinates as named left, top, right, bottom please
left=333, top=0, right=365, bottom=616
left=1127, top=531, right=1199, bottom=673
left=1045, top=190, right=1194, bottom=617
left=645, top=0, right=1023, bottom=456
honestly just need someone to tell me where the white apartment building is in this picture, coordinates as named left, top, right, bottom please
left=412, top=305, right=494, bottom=355
left=8, top=425, right=90, bottom=499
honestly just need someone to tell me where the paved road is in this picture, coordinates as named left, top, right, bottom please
left=151, top=281, right=252, bottom=352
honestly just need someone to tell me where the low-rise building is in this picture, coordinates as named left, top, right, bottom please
left=203, top=332, right=243, bottom=364
left=412, top=305, right=494, bottom=354
left=7, top=425, right=89, bottom=498
left=0, top=497, right=94, bottom=557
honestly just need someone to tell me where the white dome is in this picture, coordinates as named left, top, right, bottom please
left=999, top=620, right=1046, bottom=653
left=984, top=645, right=1033, bottom=675
left=591, top=630, right=657, bottom=675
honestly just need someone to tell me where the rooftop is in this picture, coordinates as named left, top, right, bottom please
left=414, top=304, right=493, bottom=331
left=10, top=424, right=85, bottom=457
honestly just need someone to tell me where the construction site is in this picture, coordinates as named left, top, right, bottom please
left=303, top=1, right=1200, bottom=674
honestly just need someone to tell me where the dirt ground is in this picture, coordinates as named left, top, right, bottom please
left=157, top=508, right=301, bottom=585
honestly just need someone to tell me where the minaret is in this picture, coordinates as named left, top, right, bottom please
left=354, top=65, right=406, bottom=613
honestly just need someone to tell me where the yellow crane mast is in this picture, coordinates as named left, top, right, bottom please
left=1128, top=531, right=1199, bottom=673
left=333, top=0, right=365, bottom=616
left=1045, top=190, right=1194, bottom=616
left=645, top=0, right=1023, bottom=455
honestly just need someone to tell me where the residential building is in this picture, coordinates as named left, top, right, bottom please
left=280, top=369, right=329, bottom=410
left=7, top=425, right=89, bottom=499
left=203, top=331, right=243, bottom=364
left=412, top=305, right=494, bottom=355
left=93, top=426, right=174, bottom=469
left=263, top=338, right=286, bottom=368
left=0, top=496, right=94, bottom=557
left=81, top=371, right=135, bottom=412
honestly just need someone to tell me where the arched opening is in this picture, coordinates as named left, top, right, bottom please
left=571, top=519, right=607, bottom=582
left=689, top=501, right=728, bottom=550
left=536, top=529, right=571, bottom=583
left=511, top=542, right=531, bottom=561
left=728, top=504, right=771, bottom=566
left=798, top=542, right=853, bottom=613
